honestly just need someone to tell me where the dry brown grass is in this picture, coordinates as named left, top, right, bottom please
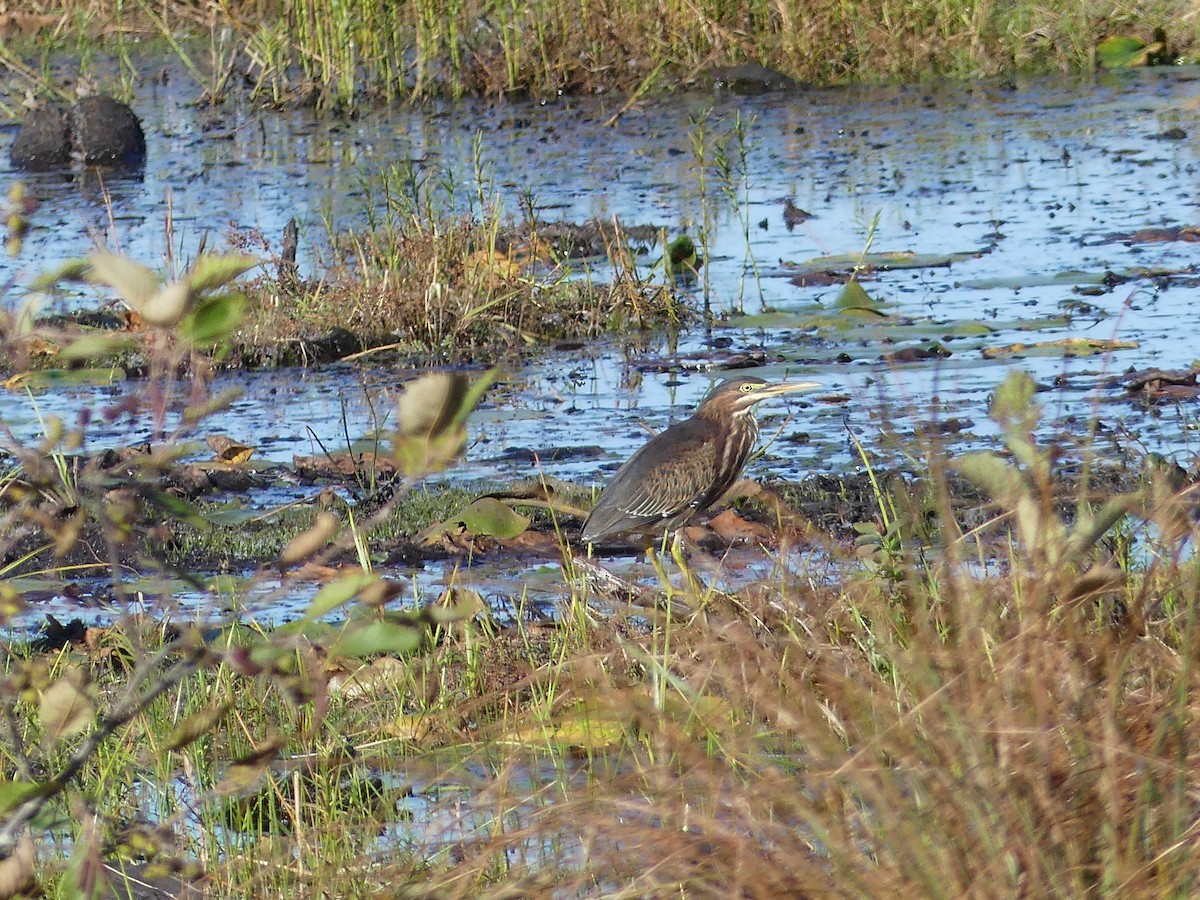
left=238, top=214, right=689, bottom=357
left=6, top=0, right=1197, bottom=104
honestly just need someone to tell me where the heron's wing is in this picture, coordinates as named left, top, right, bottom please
left=581, top=418, right=723, bottom=541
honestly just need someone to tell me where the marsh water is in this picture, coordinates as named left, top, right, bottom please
left=3, top=64, right=1200, bottom=631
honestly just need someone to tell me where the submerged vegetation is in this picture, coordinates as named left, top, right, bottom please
left=2, top=0, right=1197, bottom=107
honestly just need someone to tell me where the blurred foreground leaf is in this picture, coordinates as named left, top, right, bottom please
left=392, top=369, right=497, bottom=476
left=39, top=668, right=95, bottom=743
left=332, top=619, right=423, bottom=659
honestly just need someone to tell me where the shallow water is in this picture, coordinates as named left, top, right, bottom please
left=3, top=65, right=1200, bottom=631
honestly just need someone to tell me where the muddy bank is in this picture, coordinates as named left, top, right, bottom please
left=2, top=434, right=1157, bottom=577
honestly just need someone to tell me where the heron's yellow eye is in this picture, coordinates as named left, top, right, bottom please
left=740, top=383, right=755, bottom=393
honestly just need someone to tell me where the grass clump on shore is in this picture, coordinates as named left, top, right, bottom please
left=4, top=0, right=1197, bottom=107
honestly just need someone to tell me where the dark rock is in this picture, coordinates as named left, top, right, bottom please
left=711, top=63, right=798, bottom=95
left=9, top=104, right=70, bottom=171
left=71, top=95, right=146, bottom=166
left=10, top=95, right=145, bottom=171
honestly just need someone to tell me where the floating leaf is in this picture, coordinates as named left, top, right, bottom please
left=835, top=278, right=882, bottom=309
left=982, top=337, right=1137, bottom=359
left=499, top=702, right=626, bottom=752
left=784, top=249, right=981, bottom=275
left=958, top=270, right=1111, bottom=290
left=421, top=497, right=530, bottom=542
left=3, top=368, right=125, bottom=391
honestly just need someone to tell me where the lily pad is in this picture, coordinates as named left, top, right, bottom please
left=429, top=497, right=531, bottom=540
left=783, top=249, right=982, bottom=276
left=3, top=368, right=126, bottom=391
left=982, top=338, right=1137, bottom=360
left=958, top=270, right=1111, bottom=290
left=835, top=278, right=883, bottom=309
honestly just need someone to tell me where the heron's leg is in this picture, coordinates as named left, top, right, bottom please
left=670, top=529, right=711, bottom=599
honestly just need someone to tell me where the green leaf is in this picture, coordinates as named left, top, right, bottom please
left=0, top=780, right=49, bottom=815
left=57, top=332, right=140, bottom=362
left=144, top=490, right=213, bottom=531
left=989, top=370, right=1039, bottom=429
left=87, top=252, right=160, bottom=307
left=331, top=619, right=423, bottom=659
left=166, top=701, right=232, bottom=751
left=450, top=497, right=530, bottom=539
left=1066, top=497, right=1136, bottom=560
left=306, top=572, right=380, bottom=619
left=4, top=368, right=125, bottom=391
left=397, top=372, right=470, bottom=439
left=1097, top=35, right=1150, bottom=68
left=835, top=278, right=881, bottom=309
left=185, top=253, right=259, bottom=293
left=140, top=281, right=193, bottom=327
left=451, top=368, right=498, bottom=428
left=182, top=292, right=247, bottom=346
left=28, top=258, right=93, bottom=291
left=392, top=369, right=497, bottom=476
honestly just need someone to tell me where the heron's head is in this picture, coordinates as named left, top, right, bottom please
left=700, top=376, right=821, bottom=417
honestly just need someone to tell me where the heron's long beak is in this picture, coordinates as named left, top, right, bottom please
left=755, top=380, right=820, bottom=400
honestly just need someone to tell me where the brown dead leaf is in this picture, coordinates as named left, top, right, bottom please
left=207, top=434, right=256, bottom=464
left=707, top=509, right=775, bottom=545
left=293, top=452, right=398, bottom=480
left=292, top=562, right=342, bottom=582
left=502, top=530, right=564, bottom=553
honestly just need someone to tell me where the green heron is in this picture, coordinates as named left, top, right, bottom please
left=580, top=376, right=820, bottom=544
